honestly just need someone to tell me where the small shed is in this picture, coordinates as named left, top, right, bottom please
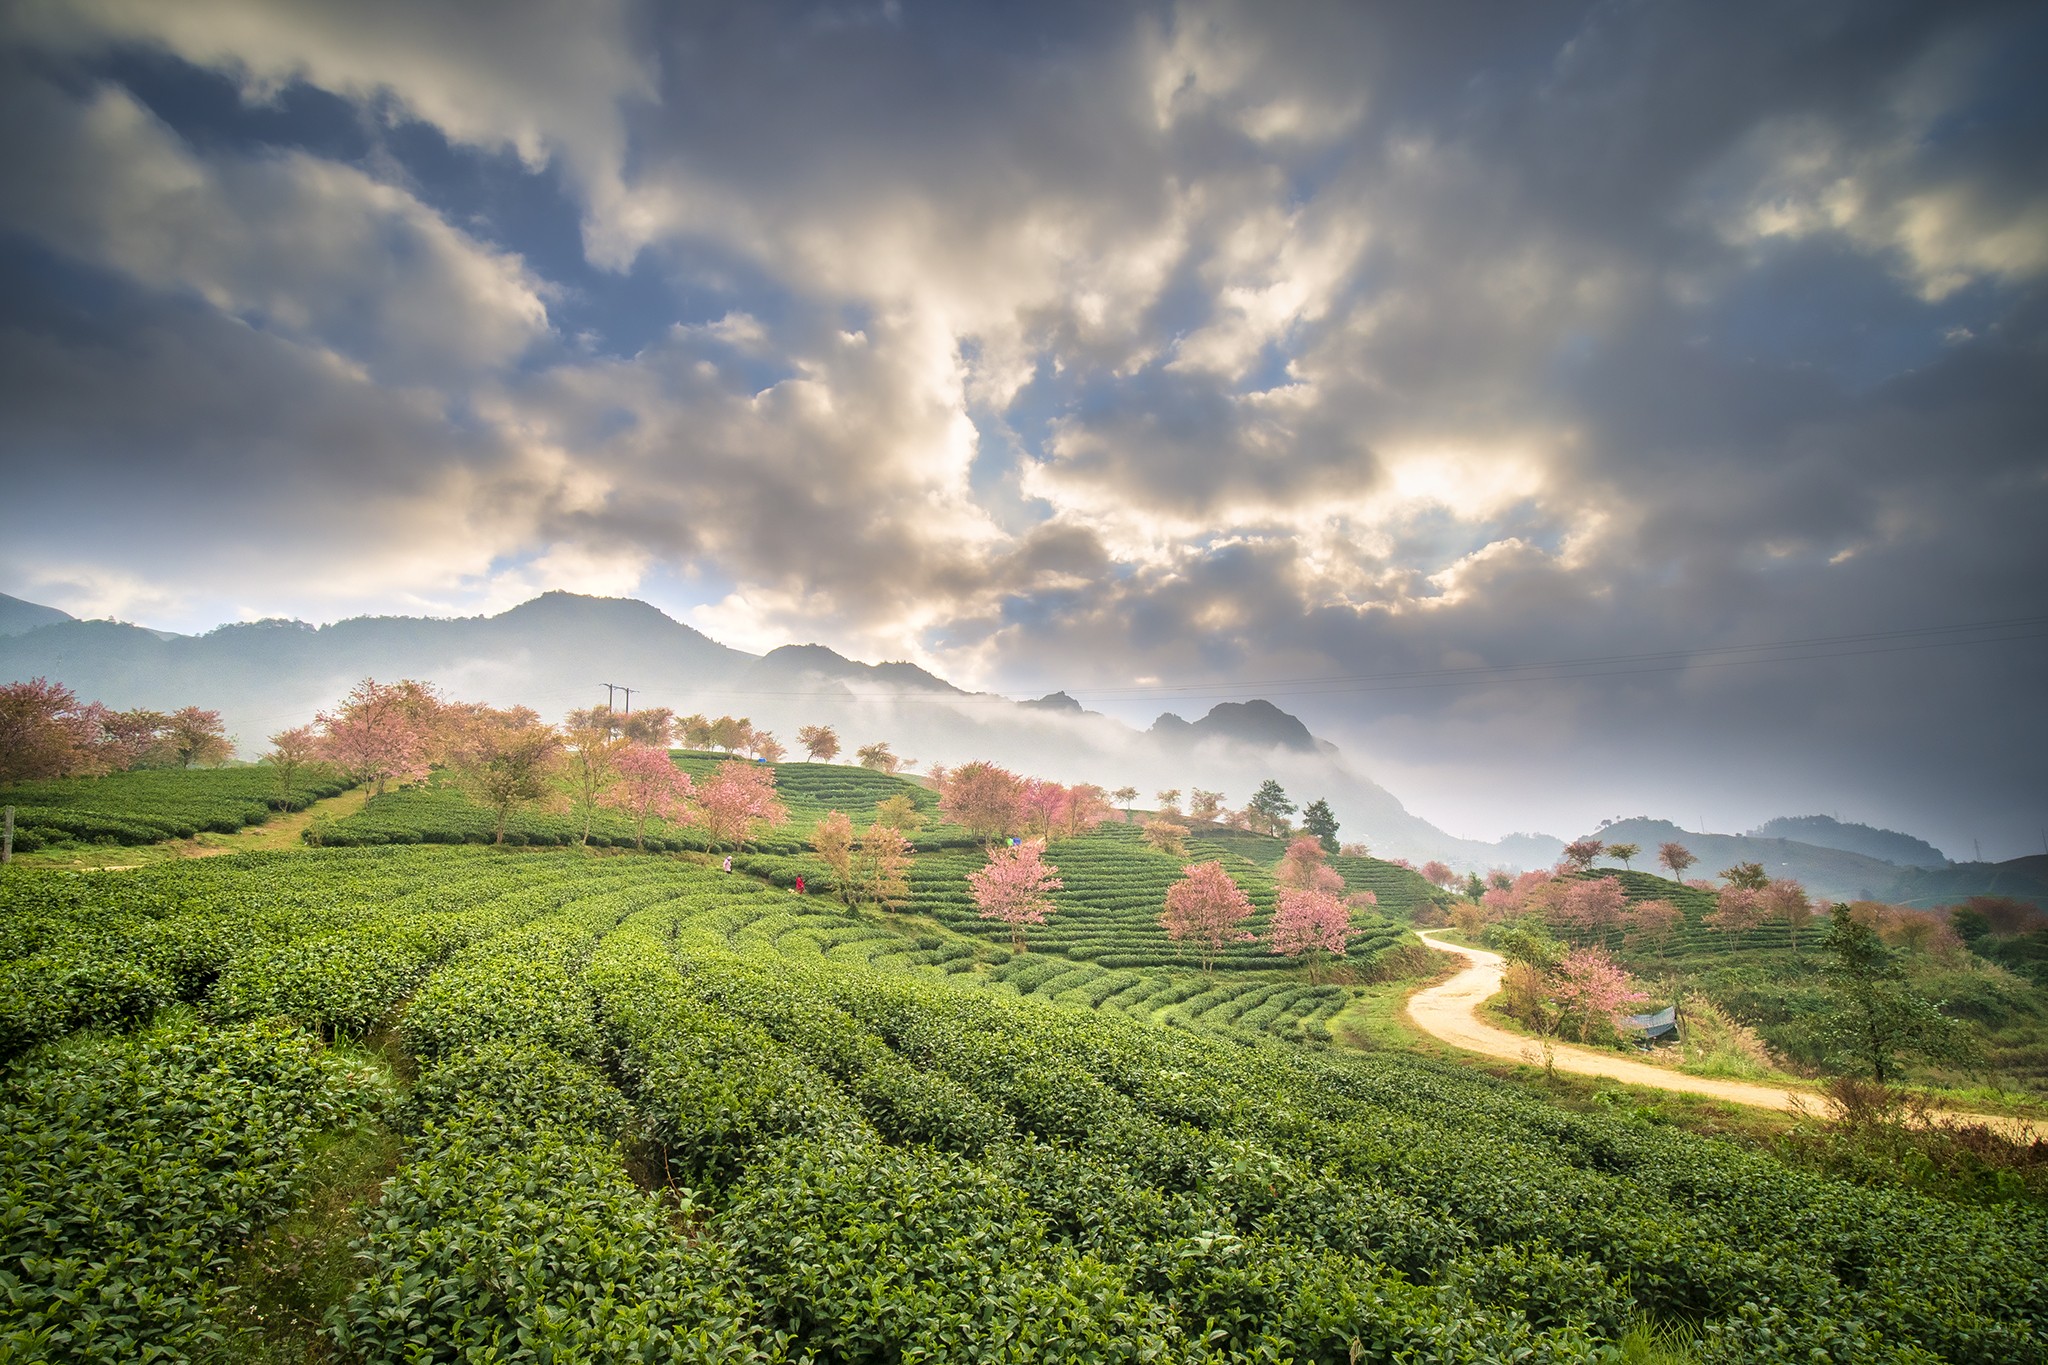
left=1622, top=1005, right=1679, bottom=1047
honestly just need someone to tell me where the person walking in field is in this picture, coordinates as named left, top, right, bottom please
left=722, top=854, right=732, bottom=873
left=794, top=875, right=806, bottom=894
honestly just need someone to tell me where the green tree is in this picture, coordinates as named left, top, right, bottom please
left=1818, top=904, right=1972, bottom=1084
left=1246, top=779, right=1297, bottom=836
left=873, top=793, right=924, bottom=830
left=1604, top=841, right=1639, bottom=871
left=263, top=725, right=320, bottom=809
left=1720, top=861, right=1768, bottom=891
left=561, top=707, right=625, bottom=846
left=1300, top=797, right=1339, bottom=854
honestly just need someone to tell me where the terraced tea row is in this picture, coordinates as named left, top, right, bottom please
left=0, top=764, right=355, bottom=851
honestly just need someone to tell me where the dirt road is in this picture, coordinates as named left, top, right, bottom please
left=1409, top=931, right=2046, bottom=1139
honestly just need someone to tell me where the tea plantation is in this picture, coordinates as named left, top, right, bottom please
left=3, top=837, right=2043, bottom=1362
left=0, top=764, right=355, bottom=851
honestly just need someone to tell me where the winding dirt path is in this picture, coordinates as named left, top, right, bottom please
left=1409, top=931, right=2046, bottom=1138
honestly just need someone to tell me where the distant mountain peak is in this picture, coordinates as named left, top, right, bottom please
left=1146, top=699, right=1318, bottom=752
left=1023, top=690, right=1084, bottom=713
left=495, top=591, right=707, bottom=632
left=760, top=642, right=857, bottom=671
left=1196, top=699, right=1318, bottom=751
left=870, top=661, right=962, bottom=694
left=745, top=643, right=961, bottom=694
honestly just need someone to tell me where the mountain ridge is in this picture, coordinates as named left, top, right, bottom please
left=1746, top=814, right=1950, bottom=868
left=1579, top=817, right=2032, bottom=907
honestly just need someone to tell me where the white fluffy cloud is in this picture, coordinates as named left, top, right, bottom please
left=0, top=75, right=551, bottom=378
left=4, top=0, right=653, bottom=264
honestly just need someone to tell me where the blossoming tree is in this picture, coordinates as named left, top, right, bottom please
left=968, top=839, right=1064, bottom=951
left=1161, top=860, right=1256, bottom=972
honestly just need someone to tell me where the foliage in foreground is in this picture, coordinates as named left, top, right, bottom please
left=0, top=1016, right=387, bottom=1360
left=0, top=848, right=2044, bottom=1362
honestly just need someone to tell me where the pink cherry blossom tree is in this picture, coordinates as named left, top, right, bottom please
left=263, top=725, right=321, bottom=809
left=1549, top=947, right=1651, bottom=1042
left=1481, top=869, right=1554, bottom=920
left=1269, top=887, right=1351, bottom=983
left=1625, top=898, right=1685, bottom=957
left=1018, top=778, right=1070, bottom=838
left=1161, top=860, right=1256, bottom=973
left=1764, top=877, right=1816, bottom=957
left=0, top=678, right=106, bottom=782
left=1657, top=841, right=1697, bottom=881
left=448, top=704, right=565, bottom=844
left=940, top=760, right=1025, bottom=845
left=1060, top=783, right=1114, bottom=837
left=603, top=744, right=695, bottom=850
left=696, top=758, right=788, bottom=850
left=315, top=678, right=441, bottom=796
left=1705, top=885, right=1767, bottom=947
left=968, top=838, right=1064, bottom=951
left=1560, top=838, right=1607, bottom=873
left=1277, top=835, right=1344, bottom=896
left=1553, top=877, right=1628, bottom=947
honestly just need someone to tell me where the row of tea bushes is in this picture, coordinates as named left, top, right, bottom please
left=0, top=765, right=354, bottom=850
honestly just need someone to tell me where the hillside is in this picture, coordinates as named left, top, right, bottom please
left=0, top=765, right=354, bottom=850
left=0, top=590, right=1561, bottom=868
left=1884, top=854, right=2048, bottom=911
left=1589, top=818, right=2045, bottom=909
left=2, top=821, right=2041, bottom=1359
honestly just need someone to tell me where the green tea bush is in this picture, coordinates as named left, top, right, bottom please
left=0, top=1017, right=386, bottom=1361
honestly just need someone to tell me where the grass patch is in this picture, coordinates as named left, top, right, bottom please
left=1329, top=973, right=1446, bottom=1051
left=1613, top=1319, right=1700, bottom=1364
left=208, top=1121, right=402, bottom=1362
left=205, top=1035, right=407, bottom=1362
left=1666, top=991, right=1792, bottom=1082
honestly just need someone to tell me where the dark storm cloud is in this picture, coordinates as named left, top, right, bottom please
left=1, top=0, right=2043, bottom=852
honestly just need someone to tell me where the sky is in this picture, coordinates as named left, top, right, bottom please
left=1, top=0, right=2044, bottom=858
